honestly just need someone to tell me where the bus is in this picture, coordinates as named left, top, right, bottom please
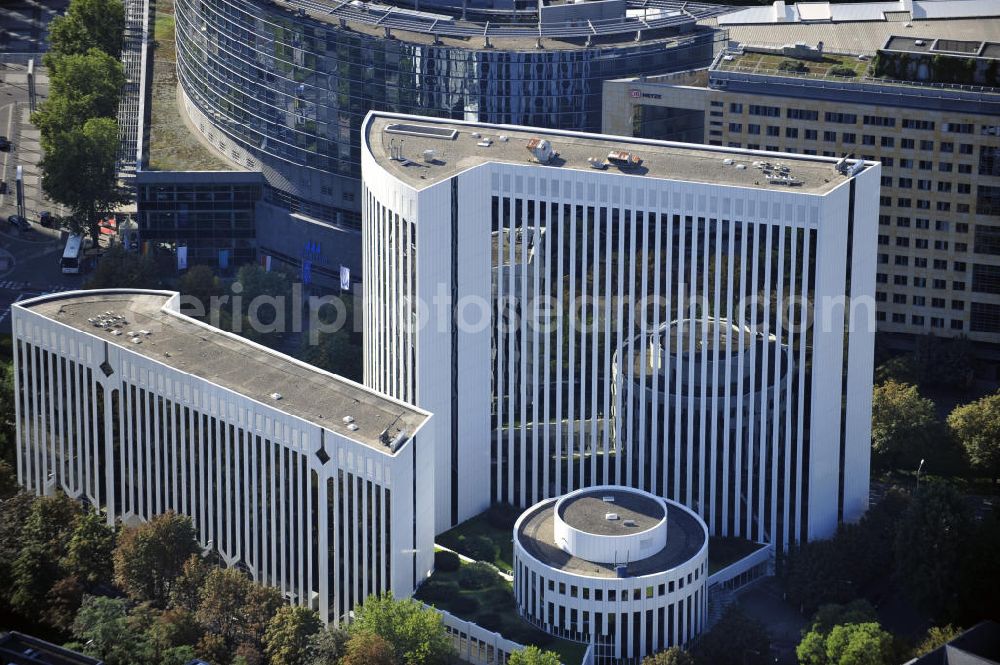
left=61, top=234, right=83, bottom=274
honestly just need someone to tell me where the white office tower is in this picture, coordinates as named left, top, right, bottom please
left=361, top=112, right=879, bottom=548
left=12, top=290, right=434, bottom=624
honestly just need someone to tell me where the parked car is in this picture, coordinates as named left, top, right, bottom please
left=7, top=214, right=29, bottom=230
left=0, top=136, right=10, bottom=151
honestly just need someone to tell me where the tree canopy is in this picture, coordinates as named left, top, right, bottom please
left=796, top=602, right=894, bottom=665
left=348, top=592, right=456, bottom=665
left=948, top=391, right=1000, bottom=483
left=113, top=511, right=201, bottom=606
left=264, top=605, right=323, bottom=665
left=34, top=48, right=125, bottom=139
left=509, top=645, right=562, bottom=665
left=642, top=646, right=695, bottom=665
left=38, top=117, right=126, bottom=246
left=690, top=605, right=770, bottom=665
left=871, top=380, right=941, bottom=472
left=45, top=0, right=126, bottom=62
left=894, top=482, right=973, bottom=619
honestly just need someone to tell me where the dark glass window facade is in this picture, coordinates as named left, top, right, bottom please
left=174, top=0, right=722, bottom=221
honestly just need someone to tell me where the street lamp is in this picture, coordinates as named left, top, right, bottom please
left=916, top=458, right=926, bottom=488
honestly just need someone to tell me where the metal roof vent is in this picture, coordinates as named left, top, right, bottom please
left=343, top=415, right=355, bottom=424
left=623, top=519, right=637, bottom=527
left=602, top=496, right=616, bottom=502
left=605, top=512, right=619, bottom=521
left=347, top=423, right=359, bottom=431
left=270, top=392, right=283, bottom=400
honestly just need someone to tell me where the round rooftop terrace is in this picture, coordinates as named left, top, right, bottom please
left=281, top=0, right=731, bottom=44
left=516, top=485, right=707, bottom=577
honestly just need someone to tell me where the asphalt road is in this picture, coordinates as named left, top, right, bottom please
left=0, top=54, right=82, bottom=335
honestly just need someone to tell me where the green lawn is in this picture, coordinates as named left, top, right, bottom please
left=437, top=510, right=516, bottom=572
left=719, top=51, right=871, bottom=79
left=416, top=565, right=588, bottom=664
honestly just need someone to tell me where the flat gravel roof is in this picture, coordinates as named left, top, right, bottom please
left=366, top=114, right=852, bottom=194
left=557, top=489, right=664, bottom=536
left=20, top=291, right=429, bottom=453
left=518, top=498, right=706, bottom=578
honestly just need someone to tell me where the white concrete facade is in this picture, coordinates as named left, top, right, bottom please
left=12, top=289, right=434, bottom=625
left=513, top=486, right=710, bottom=662
left=362, top=112, right=879, bottom=548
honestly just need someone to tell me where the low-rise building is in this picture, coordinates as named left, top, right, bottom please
left=12, top=289, right=434, bottom=624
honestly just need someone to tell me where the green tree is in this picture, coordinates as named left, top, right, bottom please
left=264, top=605, right=323, bottom=665
left=691, top=605, right=770, bottom=665
left=911, top=625, right=962, bottom=658
left=195, top=567, right=283, bottom=659
left=956, top=507, right=1000, bottom=624
left=0, top=363, right=16, bottom=466
left=161, top=646, right=198, bottom=665
left=0, top=492, right=34, bottom=607
left=297, top=294, right=362, bottom=381
left=642, top=647, right=695, bottom=665
left=948, top=391, right=1000, bottom=483
left=806, top=600, right=878, bottom=635
left=871, top=381, right=939, bottom=472
left=231, top=264, right=294, bottom=347
left=47, top=574, right=85, bottom=630
left=33, top=49, right=124, bottom=139
left=10, top=492, right=82, bottom=616
left=895, top=482, right=972, bottom=618
left=349, top=592, right=456, bottom=665
left=113, top=511, right=201, bottom=605
left=340, top=632, right=397, bottom=665
left=178, top=264, right=222, bottom=318
left=782, top=538, right=853, bottom=614
left=167, top=553, right=211, bottom=612
left=824, top=623, right=894, bottom=665
left=38, top=117, right=126, bottom=246
left=64, top=510, right=116, bottom=587
left=85, top=244, right=163, bottom=289
left=305, top=627, right=349, bottom=665
left=71, top=595, right=137, bottom=665
left=46, top=0, right=126, bottom=61
left=508, top=646, right=561, bottom=665
left=0, top=459, right=18, bottom=499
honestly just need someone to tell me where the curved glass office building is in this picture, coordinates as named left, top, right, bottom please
left=173, top=0, right=726, bottom=227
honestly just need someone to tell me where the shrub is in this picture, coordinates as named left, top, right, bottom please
left=777, top=59, right=807, bottom=73
left=448, top=595, right=479, bottom=615
left=457, top=562, right=499, bottom=590
left=486, top=503, right=520, bottom=530
left=417, top=579, right=458, bottom=603
left=829, top=65, right=857, bottom=77
left=464, top=535, right=499, bottom=563
left=434, top=550, right=460, bottom=572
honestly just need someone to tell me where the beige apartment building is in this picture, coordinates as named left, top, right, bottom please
left=603, top=5, right=1000, bottom=365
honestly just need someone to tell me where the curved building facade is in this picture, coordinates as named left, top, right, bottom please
left=514, top=486, right=709, bottom=663
left=611, top=318, right=791, bottom=537
left=173, top=0, right=726, bottom=228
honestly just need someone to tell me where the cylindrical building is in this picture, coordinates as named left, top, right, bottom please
left=172, top=0, right=726, bottom=230
left=514, top=485, right=709, bottom=663
left=611, top=318, right=791, bottom=535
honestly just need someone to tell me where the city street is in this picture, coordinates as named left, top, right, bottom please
left=0, top=53, right=81, bottom=335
